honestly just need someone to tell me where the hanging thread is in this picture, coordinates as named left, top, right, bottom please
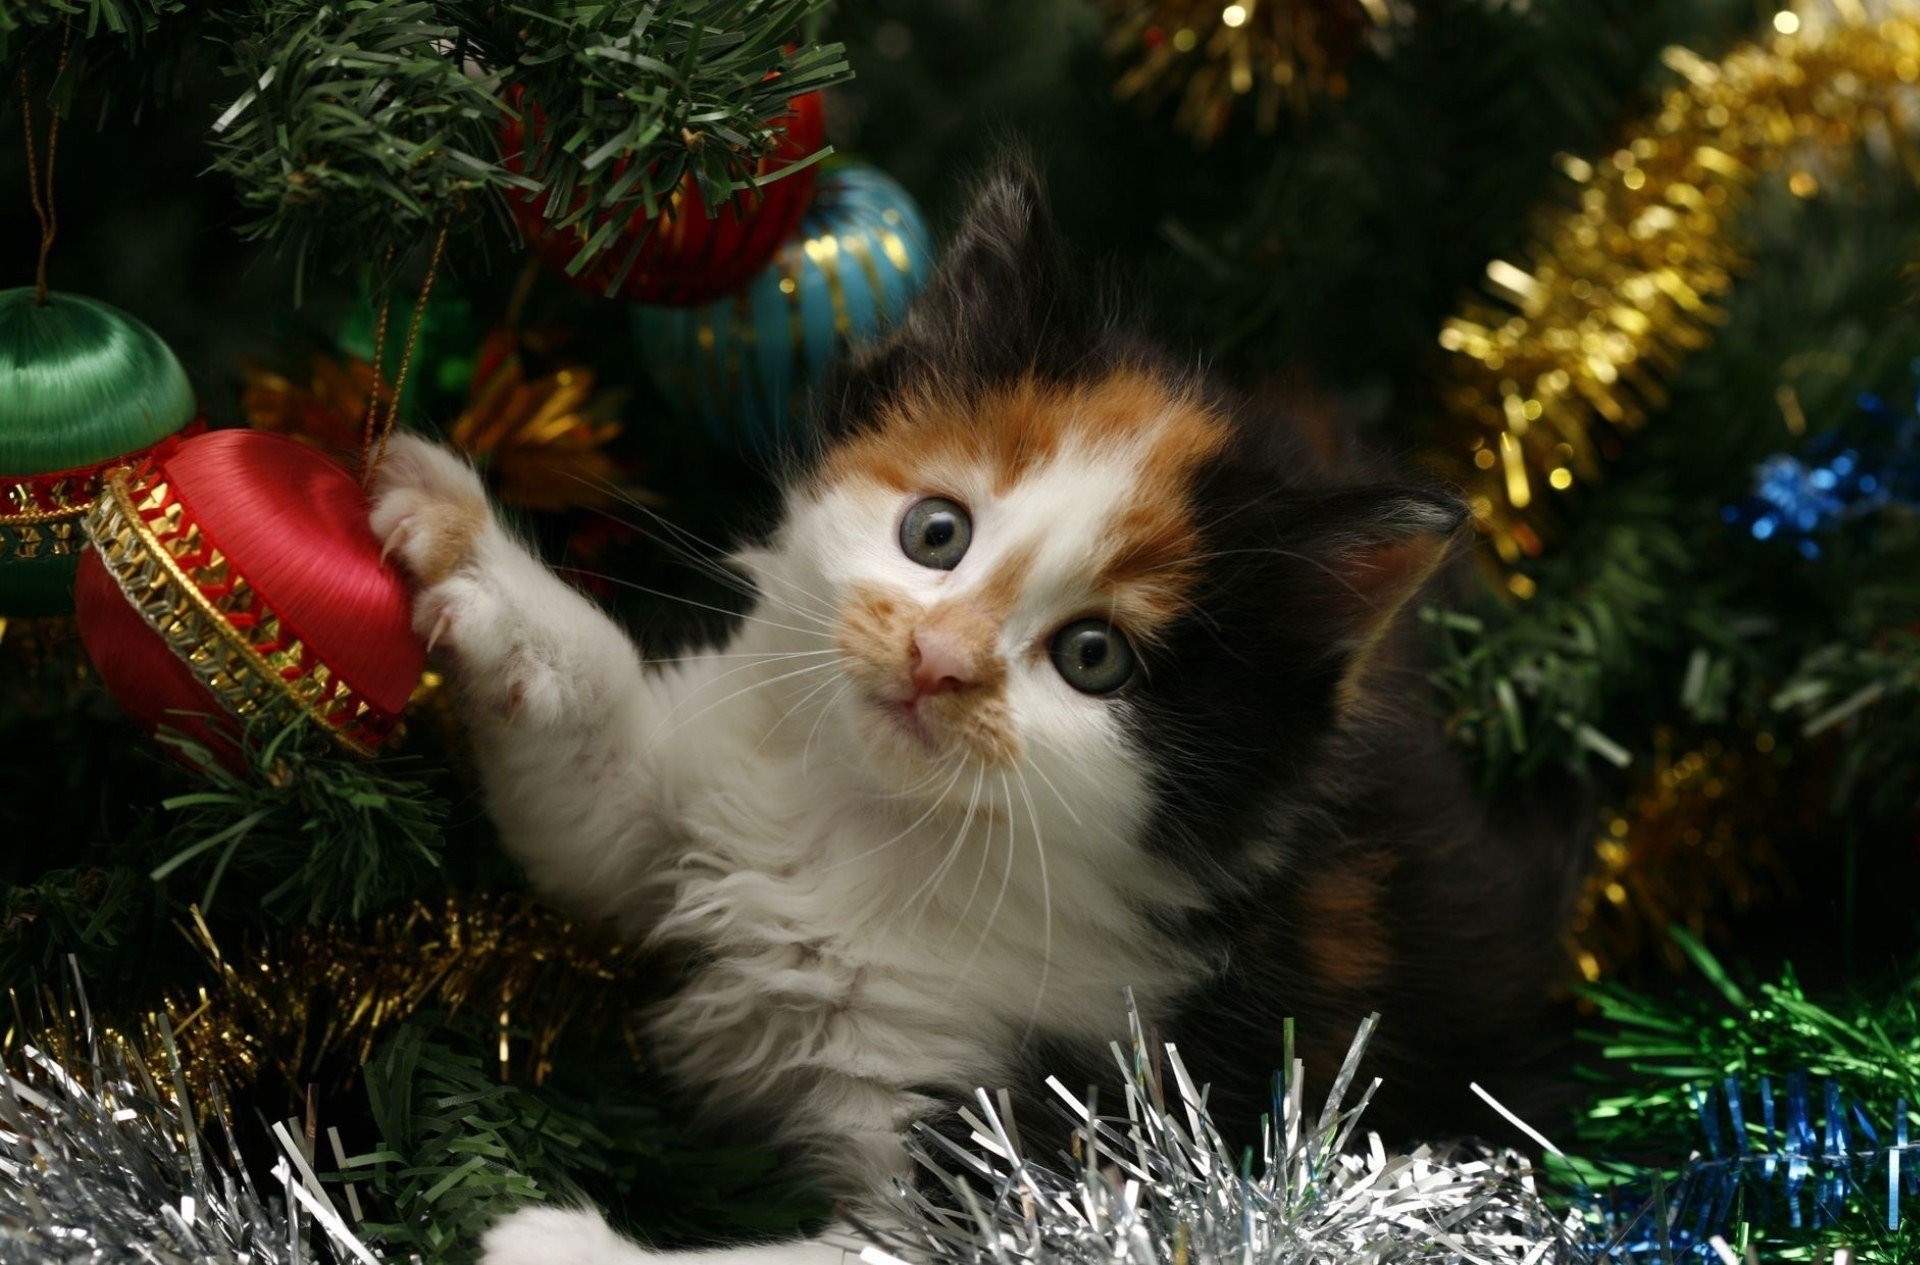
left=361, top=223, right=452, bottom=485
left=358, top=245, right=399, bottom=477
left=17, top=20, right=72, bottom=306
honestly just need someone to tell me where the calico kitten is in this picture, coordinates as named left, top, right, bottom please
left=369, top=160, right=1583, bottom=1265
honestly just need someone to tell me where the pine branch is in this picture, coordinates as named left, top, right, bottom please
left=341, top=1016, right=827, bottom=1262
left=1774, top=627, right=1920, bottom=822
left=207, top=0, right=851, bottom=297
left=150, top=715, right=449, bottom=925
left=0, top=0, right=198, bottom=111
left=0, top=0, right=184, bottom=48
left=345, top=1019, right=613, bottom=1264
left=0, top=862, right=155, bottom=991
left=1426, top=490, right=1760, bottom=785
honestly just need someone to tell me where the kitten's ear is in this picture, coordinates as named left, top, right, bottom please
left=1302, top=483, right=1468, bottom=659
left=899, top=155, right=1064, bottom=350
left=810, top=154, right=1066, bottom=442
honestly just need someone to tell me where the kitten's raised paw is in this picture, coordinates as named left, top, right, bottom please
left=368, top=432, right=492, bottom=588
left=481, top=1205, right=648, bottom=1265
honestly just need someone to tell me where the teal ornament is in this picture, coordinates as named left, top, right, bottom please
left=632, top=162, right=935, bottom=451
left=1, top=289, right=199, bottom=615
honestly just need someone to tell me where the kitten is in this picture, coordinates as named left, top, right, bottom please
left=370, top=159, right=1583, bottom=1265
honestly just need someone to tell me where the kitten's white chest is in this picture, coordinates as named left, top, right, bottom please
left=641, top=728, right=1199, bottom=1155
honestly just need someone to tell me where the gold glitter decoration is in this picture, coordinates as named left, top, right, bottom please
left=1566, top=729, right=1802, bottom=983
left=1437, top=2, right=1920, bottom=568
left=241, top=352, right=386, bottom=459
left=242, top=335, right=626, bottom=514
left=82, top=466, right=399, bottom=756
left=156, top=895, right=645, bottom=1111
left=1103, top=0, right=1407, bottom=145
left=447, top=333, right=626, bottom=514
left=2, top=420, right=206, bottom=561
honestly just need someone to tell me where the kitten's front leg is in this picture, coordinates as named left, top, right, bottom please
left=481, top=1208, right=862, bottom=1265
left=369, top=434, right=667, bottom=925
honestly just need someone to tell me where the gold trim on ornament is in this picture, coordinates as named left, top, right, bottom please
left=84, top=469, right=393, bottom=757
left=2, top=418, right=208, bottom=560
left=1, top=515, right=87, bottom=560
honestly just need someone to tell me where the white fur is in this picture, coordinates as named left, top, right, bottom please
left=369, top=432, right=1210, bottom=1265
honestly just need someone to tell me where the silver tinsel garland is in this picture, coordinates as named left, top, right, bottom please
left=0, top=997, right=381, bottom=1265
left=862, top=1003, right=1592, bottom=1265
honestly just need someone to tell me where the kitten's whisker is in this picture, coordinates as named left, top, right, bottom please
left=911, top=766, right=985, bottom=923
left=942, top=773, right=1000, bottom=951
left=645, top=648, right=841, bottom=666
left=1011, top=763, right=1053, bottom=1043
left=959, top=772, right=1021, bottom=981
left=653, top=650, right=841, bottom=729
left=651, top=658, right=847, bottom=745
left=580, top=482, right=841, bottom=626
left=1019, top=754, right=1084, bottom=829
left=803, top=679, right=857, bottom=776
left=558, top=567, right=835, bottom=641
left=892, top=764, right=981, bottom=927
left=756, top=667, right=849, bottom=754
left=820, top=761, right=969, bottom=872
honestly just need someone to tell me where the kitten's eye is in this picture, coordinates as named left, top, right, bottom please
left=1049, top=620, right=1136, bottom=695
left=900, top=497, right=972, bottom=570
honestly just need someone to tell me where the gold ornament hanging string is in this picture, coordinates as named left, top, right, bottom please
left=1434, top=2, right=1920, bottom=574
left=357, top=245, right=398, bottom=473
left=16, top=19, right=72, bottom=306
left=359, top=221, right=451, bottom=486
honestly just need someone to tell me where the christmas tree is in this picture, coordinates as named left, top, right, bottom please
left=4, top=1, right=1919, bottom=1261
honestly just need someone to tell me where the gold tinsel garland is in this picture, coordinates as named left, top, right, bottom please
left=1102, top=0, right=1408, bottom=145
left=1566, top=728, right=1804, bottom=983
left=163, top=895, right=645, bottom=1104
left=1437, top=2, right=1920, bottom=575
left=1, top=895, right=647, bottom=1114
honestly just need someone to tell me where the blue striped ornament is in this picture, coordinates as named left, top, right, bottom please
left=632, top=163, right=934, bottom=452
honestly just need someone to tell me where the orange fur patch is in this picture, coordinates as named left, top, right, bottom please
left=406, top=499, right=488, bottom=586
left=822, top=369, right=1231, bottom=638
left=1297, top=852, right=1394, bottom=994
left=835, top=581, right=1019, bottom=766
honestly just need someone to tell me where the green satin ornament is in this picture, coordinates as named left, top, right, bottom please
left=1, top=288, right=198, bottom=616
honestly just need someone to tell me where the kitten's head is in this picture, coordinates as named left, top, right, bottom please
left=747, top=159, right=1464, bottom=859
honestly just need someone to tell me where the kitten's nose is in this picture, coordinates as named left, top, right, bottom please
left=909, top=627, right=977, bottom=697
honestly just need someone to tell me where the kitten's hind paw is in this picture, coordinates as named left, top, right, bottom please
left=368, top=432, right=492, bottom=589
left=480, top=1206, right=651, bottom=1265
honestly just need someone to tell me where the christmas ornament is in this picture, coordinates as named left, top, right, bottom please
left=1723, top=382, right=1920, bottom=559
left=633, top=161, right=934, bottom=449
left=0, top=993, right=379, bottom=1265
left=1435, top=3, right=1920, bottom=570
left=506, top=89, right=827, bottom=305
left=74, top=428, right=424, bottom=763
left=1101, top=0, right=1409, bottom=146
left=0, top=288, right=201, bottom=615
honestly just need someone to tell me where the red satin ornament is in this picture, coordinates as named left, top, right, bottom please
left=505, top=89, right=826, bottom=306
left=76, top=429, right=425, bottom=765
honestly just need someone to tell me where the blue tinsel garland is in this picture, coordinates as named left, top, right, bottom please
left=1723, top=381, right=1920, bottom=558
